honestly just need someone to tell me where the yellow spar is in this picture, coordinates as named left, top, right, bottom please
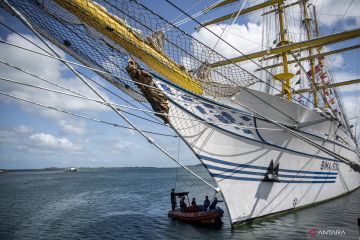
left=54, top=0, right=203, bottom=94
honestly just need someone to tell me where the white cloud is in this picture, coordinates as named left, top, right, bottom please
left=0, top=127, right=31, bottom=145
left=251, top=0, right=359, bottom=31
left=332, top=71, right=358, bottom=93
left=189, top=22, right=264, bottom=83
left=0, top=129, right=17, bottom=144
left=315, top=0, right=360, bottom=28
left=0, top=33, right=110, bottom=120
left=192, top=22, right=263, bottom=60
left=14, top=125, right=32, bottom=134
left=110, top=141, right=132, bottom=154
left=29, top=133, right=81, bottom=151
left=328, top=55, right=344, bottom=69
left=59, top=120, right=86, bottom=135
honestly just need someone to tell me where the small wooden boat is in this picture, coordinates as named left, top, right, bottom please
left=168, top=207, right=223, bottom=224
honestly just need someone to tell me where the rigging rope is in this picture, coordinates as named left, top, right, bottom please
left=3, top=0, right=357, bottom=181
left=0, top=19, right=171, bottom=125
left=173, top=137, right=181, bottom=189
left=355, top=49, right=360, bottom=144
left=100, top=0, right=250, bottom=96
left=0, top=25, right=247, bottom=112
left=0, top=91, right=176, bottom=137
left=163, top=0, right=318, bottom=108
left=2, top=1, right=316, bottom=112
left=287, top=52, right=335, bottom=117
left=98, top=0, right=315, bottom=109
left=0, top=75, right=286, bottom=131
left=12, top=6, right=220, bottom=191
left=0, top=17, right=297, bottom=130
left=163, top=0, right=319, bottom=123
left=231, top=98, right=360, bottom=173
left=0, top=76, right=196, bottom=122
left=0, top=59, right=82, bottom=96
left=3, top=0, right=328, bottom=121
left=0, top=53, right=169, bottom=127
left=150, top=69, right=299, bottom=124
left=170, top=0, right=207, bottom=28
left=0, top=28, right=299, bottom=130
left=0, top=39, right=242, bottom=115
left=330, top=0, right=354, bottom=34
left=76, top=71, right=167, bottom=126
left=0, top=39, right=110, bottom=75
left=0, top=20, right=52, bottom=55
left=208, top=0, right=248, bottom=55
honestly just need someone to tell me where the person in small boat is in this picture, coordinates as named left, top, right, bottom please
left=180, top=196, right=187, bottom=212
left=191, top=197, right=196, bottom=206
left=170, top=188, right=176, bottom=210
left=209, top=197, right=218, bottom=211
left=203, top=196, right=210, bottom=211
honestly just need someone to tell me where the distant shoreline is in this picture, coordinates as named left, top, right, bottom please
left=0, top=164, right=202, bottom=172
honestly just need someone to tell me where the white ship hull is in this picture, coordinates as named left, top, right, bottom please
left=157, top=81, right=360, bottom=225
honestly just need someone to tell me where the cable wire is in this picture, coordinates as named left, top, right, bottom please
left=163, top=0, right=319, bottom=108
left=0, top=91, right=177, bottom=137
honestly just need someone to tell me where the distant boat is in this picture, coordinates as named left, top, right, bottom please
left=0, top=170, right=5, bottom=174
left=65, top=167, right=78, bottom=172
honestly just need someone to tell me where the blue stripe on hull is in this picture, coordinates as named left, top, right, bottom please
left=210, top=173, right=336, bottom=184
left=206, top=164, right=337, bottom=179
left=198, top=154, right=338, bottom=175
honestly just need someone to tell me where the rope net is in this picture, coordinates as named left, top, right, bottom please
left=2, top=0, right=258, bottom=102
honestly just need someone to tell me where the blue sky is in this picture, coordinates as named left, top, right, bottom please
left=0, top=0, right=359, bottom=169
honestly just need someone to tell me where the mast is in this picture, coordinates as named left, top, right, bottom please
left=313, top=5, right=319, bottom=36
left=312, top=4, right=330, bottom=109
left=302, top=0, right=318, bottom=107
left=273, top=2, right=294, bottom=101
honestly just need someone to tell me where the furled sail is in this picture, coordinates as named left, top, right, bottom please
left=53, top=0, right=203, bottom=94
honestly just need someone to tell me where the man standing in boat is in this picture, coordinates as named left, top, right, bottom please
left=203, top=196, right=210, bottom=211
left=170, top=188, right=176, bottom=210
left=180, top=196, right=187, bottom=212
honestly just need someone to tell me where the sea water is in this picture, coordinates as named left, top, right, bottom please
left=0, top=167, right=359, bottom=239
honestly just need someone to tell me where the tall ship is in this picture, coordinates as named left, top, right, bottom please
left=1, top=0, right=360, bottom=226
